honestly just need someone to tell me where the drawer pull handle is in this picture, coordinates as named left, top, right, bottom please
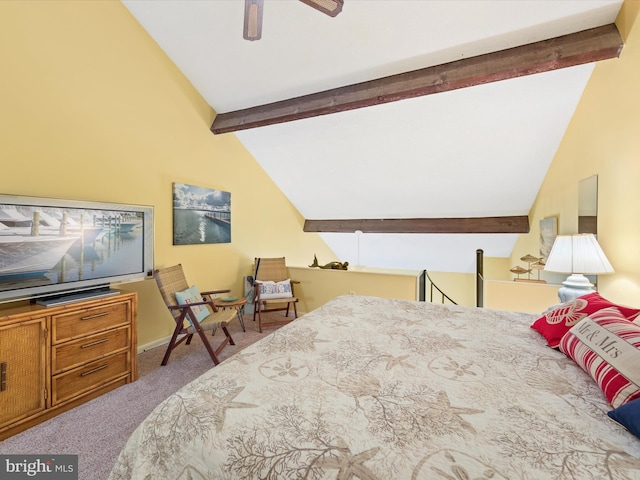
left=80, top=338, right=109, bottom=349
left=80, top=364, right=109, bottom=376
left=1, top=362, right=6, bottom=392
left=80, top=312, right=109, bottom=321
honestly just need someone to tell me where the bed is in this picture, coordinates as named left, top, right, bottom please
left=109, top=295, right=640, bottom=479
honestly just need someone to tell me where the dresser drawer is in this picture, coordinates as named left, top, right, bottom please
left=52, top=326, right=130, bottom=374
left=52, top=301, right=129, bottom=344
left=51, top=351, right=129, bottom=405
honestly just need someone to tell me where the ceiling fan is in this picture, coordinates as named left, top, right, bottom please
left=243, top=0, right=343, bottom=41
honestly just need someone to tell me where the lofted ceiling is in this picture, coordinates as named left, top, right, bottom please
left=122, top=0, right=623, bottom=275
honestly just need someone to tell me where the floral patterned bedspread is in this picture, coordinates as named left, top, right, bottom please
left=109, top=295, right=640, bottom=480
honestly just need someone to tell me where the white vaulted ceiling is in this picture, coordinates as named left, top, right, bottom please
left=122, top=0, right=623, bottom=273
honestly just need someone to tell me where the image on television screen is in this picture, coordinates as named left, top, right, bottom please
left=0, top=202, right=146, bottom=296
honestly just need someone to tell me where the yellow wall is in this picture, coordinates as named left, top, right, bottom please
left=484, top=280, right=560, bottom=313
left=483, top=257, right=511, bottom=281
left=511, top=0, right=640, bottom=309
left=0, top=1, right=336, bottom=347
left=289, top=266, right=423, bottom=312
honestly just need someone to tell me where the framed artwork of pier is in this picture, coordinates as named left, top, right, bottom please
left=172, top=183, right=231, bottom=245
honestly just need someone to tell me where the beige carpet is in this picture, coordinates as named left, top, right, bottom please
left=0, top=312, right=288, bottom=480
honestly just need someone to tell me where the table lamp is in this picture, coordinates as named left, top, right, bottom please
left=543, top=233, right=614, bottom=302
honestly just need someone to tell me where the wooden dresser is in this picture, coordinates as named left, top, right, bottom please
left=0, top=292, right=137, bottom=440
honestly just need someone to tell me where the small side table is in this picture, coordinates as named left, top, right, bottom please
left=214, top=296, right=248, bottom=332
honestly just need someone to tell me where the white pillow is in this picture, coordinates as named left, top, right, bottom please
left=258, top=279, right=293, bottom=300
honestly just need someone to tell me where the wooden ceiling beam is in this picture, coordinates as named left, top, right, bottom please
left=303, top=216, right=530, bottom=234
left=211, top=24, right=622, bottom=134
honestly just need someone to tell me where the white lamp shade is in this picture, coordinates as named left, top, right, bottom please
left=544, top=234, right=614, bottom=274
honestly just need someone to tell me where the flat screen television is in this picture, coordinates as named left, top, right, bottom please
left=0, top=194, right=154, bottom=305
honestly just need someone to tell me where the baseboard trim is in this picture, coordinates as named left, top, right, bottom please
left=137, top=336, right=171, bottom=355
left=136, top=311, right=308, bottom=355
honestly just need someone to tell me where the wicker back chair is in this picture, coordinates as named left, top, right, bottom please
left=154, top=264, right=236, bottom=366
left=253, top=257, right=298, bottom=332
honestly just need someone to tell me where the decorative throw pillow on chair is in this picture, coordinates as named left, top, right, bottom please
left=175, top=285, right=211, bottom=325
left=258, top=279, right=293, bottom=300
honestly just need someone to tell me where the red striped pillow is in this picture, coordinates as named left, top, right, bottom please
left=559, top=307, right=640, bottom=408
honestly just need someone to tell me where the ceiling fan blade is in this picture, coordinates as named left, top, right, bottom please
left=299, top=0, right=343, bottom=17
left=243, top=0, right=264, bottom=41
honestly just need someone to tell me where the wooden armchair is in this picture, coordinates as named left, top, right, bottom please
left=253, top=257, right=299, bottom=333
left=154, top=264, right=237, bottom=366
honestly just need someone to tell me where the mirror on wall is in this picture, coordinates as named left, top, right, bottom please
left=578, top=175, right=598, bottom=234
